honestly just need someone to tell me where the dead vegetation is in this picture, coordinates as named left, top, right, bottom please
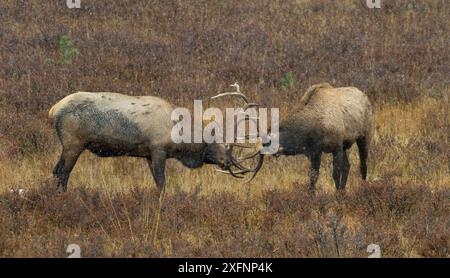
left=0, top=180, right=448, bottom=257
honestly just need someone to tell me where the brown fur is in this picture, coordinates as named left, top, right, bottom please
left=277, top=84, right=373, bottom=191
left=299, top=82, right=333, bottom=106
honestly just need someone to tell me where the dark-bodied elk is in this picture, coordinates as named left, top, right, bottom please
left=48, top=92, right=252, bottom=193
left=215, top=83, right=374, bottom=192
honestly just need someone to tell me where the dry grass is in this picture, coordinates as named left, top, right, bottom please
left=0, top=179, right=448, bottom=257
left=0, top=0, right=449, bottom=257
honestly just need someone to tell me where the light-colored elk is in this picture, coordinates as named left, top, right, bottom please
left=48, top=92, right=244, bottom=192
left=214, top=82, right=373, bottom=191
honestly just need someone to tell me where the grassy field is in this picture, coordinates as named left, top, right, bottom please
left=0, top=0, right=449, bottom=257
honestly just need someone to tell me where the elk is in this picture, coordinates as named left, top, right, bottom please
left=48, top=92, right=249, bottom=192
left=215, top=83, right=373, bottom=192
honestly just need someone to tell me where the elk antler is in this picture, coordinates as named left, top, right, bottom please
left=210, top=82, right=265, bottom=183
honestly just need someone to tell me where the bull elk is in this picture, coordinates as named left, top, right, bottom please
left=48, top=92, right=254, bottom=192
left=214, top=82, right=373, bottom=192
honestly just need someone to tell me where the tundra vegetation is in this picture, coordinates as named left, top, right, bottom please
left=0, top=1, right=448, bottom=257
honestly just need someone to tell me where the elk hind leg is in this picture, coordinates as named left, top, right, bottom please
left=53, top=147, right=83, bottom=191
left=356, top=137, right=368, bottom=180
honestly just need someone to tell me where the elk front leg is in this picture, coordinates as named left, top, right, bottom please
left=340, top=151, right=350, bottom=189
left=309, top=151, right=322, bottom=193
left=148, top=149, right=167, bottom=193
left=332, top=148, right=345, bottom=190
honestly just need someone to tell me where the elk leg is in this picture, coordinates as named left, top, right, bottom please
left=149, top=149, right=167, bottom=193
left=53, top=147, right=83, bottom=192
left=332, top=148, right=344, bottom=190
left=145, top=157, right=155, bottom=178
left=340, top=151, right=350, bottom=189
left=356, top=137, right=368, bottom=180
left=309, top=151, right=322, bottom=193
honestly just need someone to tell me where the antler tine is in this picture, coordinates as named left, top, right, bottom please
left=210, top=92, right=249, bottom=104
left=228, top=135, right=265, bottom=180
left=243, top=103, right=260, bottom=111
left=236, top=150, right=260, bottom=161
left=230, top=153, right=259, bottom=172
left=210, top=82, right=251, bottom=104
left=223, top=154, right=263, bottom=183
left=228, top=140, right=261, bottom=172
left=215, top=167, right=245, bottom=179
left=232, top=104, right=259, bottom=119
left=243, top=154, right=264, bottom=184
left=230, top=156, right=254, bottom=171
left=230, top=153, right=263, bottom=175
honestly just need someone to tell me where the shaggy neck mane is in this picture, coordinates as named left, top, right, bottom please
left=300, top=82, right=333, bottom=106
